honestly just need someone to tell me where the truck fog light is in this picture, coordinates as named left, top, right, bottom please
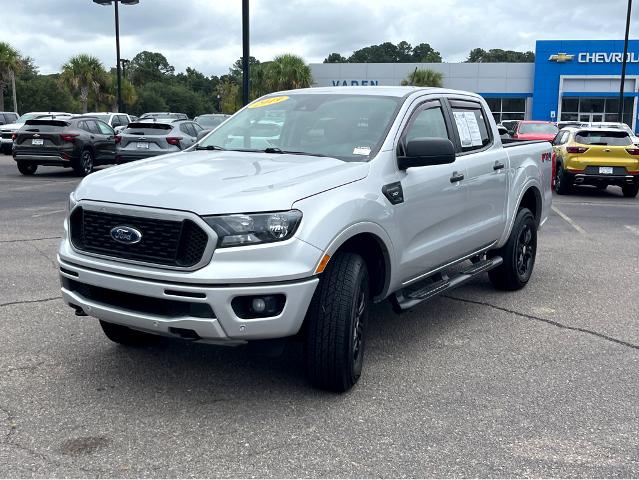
left=251, top=298, right=267, bottom=313
left=232, top=294, right=286, bottom=319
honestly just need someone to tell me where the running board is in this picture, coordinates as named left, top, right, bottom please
left=391, top=256, right=503, bottom=312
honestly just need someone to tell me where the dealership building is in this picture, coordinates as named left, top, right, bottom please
left=310, top=40, right=639, bottom=130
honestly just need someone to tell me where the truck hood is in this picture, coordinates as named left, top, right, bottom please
left=74, top=150, right=369, bottom=215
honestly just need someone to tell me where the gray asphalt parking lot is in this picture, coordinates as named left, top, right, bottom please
left=1, top=152, right=638, bottom=478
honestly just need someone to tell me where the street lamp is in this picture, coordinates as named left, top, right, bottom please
left=618, top=0, right=633, bottom=123
left=242, top=0, right=250, bottom=106
left=93, top=0, right=139, bottom=113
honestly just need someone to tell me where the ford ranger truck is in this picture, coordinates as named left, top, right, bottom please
left=58, top=87, right=553, bottom=392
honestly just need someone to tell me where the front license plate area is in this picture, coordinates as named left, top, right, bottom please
left=32, top=139, right=43, bottom=146
left=137, top=142, right=149, bottom=149
left=599, top=166, right=614, bottom=174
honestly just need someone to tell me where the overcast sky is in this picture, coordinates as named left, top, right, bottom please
left=2, top=0, right=638, bottom=76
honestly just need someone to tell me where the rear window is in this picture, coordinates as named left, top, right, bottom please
left=519, top=123, right=558, bottom=135
left=23, top=119, right=69, bottom=132
left=122, top=123, right=172, bottom=135
left=574, top=130, right=632, bottom=146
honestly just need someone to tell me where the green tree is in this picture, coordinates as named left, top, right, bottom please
left=263, top=54, right=313, bottom=92
left=104, top=69, right=137, bottom=112
left=59, top=54, right=108, bottom=113
left=412, top=43, right=442, bottom=62
left=323, top=53, right=347, bottom=63
left=346, top=41, right=442, bottom=63
left=0, top=42, right=24, bottom=112
left=133, top=86, right=168, bottom=115
left=401, top=68, right=444, bottom=87
left=466, top=48, right=535, bottom=63
left=15, top=74, right=78, bottom=113
left=216, top=79, right=242, bottom=114
left=129, top=51, right=175, bottom=86
left=229, top=56, right=260, bottom=83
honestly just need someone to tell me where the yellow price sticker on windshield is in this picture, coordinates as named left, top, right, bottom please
left=248, top=96, right=289, bottom=109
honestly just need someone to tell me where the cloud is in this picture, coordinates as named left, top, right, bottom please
left=1, top=0, right=637, bottom=76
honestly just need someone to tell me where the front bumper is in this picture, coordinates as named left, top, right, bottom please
left=59, top=258, right=319, bottom=344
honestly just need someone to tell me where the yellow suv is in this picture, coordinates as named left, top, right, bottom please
left=553, top=127, right=639, bottom=197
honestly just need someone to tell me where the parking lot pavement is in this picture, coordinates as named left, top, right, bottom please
left=1, top=152, right=638, bottom=477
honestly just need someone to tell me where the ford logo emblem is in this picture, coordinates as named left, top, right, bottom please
left=110, top=226, right=142, bottom=245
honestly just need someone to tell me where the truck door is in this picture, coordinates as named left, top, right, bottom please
left=447, top=98, right=508, bottom=248
left=394, top=99, right=469, bottom=283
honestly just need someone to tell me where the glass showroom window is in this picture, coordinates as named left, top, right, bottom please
left=561, top=97, right=634, bottom=125
left=484, top=98, right=526, bottom=123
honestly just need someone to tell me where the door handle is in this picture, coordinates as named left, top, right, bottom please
left=450, top=171, right=464, bottom=183
left=493, top=161, right=505, bottom=171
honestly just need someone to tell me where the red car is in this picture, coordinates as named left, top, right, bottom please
left=511, top=121, right=559, bottom=141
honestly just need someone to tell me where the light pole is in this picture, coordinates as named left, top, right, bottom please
left=93, top=0, right=139, bottom=113
left=242, top=0, right=250, bottom=106
left=618, top=0, right=633, bottom=123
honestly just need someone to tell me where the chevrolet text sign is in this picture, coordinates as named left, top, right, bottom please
left=578, top=52, right=639, bottom=63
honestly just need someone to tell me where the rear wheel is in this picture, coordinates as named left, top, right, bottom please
left=99, top=320, right=159, bottom=346
left=622, top=184, right=639, bottom=198
left=489, top=208, right=537, bottom=291
left=73, top=149, right=94, bottom=176
left=554, top=163, right=573, bottom=195
left=16, top=161, right=37, bottom=176
left=305, top=252, right=369, bottom=392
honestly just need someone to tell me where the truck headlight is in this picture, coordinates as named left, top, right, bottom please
left=203, top=210, right=302, bottom=248
left=68, top=191, right=78, bottom=212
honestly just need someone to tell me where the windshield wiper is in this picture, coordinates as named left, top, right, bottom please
left=195, top=144, right=225, bottom=151
left=262, top=147, right=328, bottom=157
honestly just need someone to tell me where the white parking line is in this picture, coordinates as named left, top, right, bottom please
left=552, top=205, right=586, bottom=234
left=31, top=209, right=66, bottom=218
left=625, top=225, right=639, bottom=236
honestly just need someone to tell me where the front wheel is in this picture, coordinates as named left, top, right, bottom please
left=16, top=161, right=37, bottom=176
left=305, top=252, right=369, bottom=392
left=488, top=208, right=537, bottom=291
left=622, top=184, right=639, bottom=198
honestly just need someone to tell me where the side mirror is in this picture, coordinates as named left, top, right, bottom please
left=398, top=138, right=456, bottom=170
left=197, top=129, right=211, bottom=142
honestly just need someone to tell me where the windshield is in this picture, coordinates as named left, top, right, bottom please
left=519, top=123, right=558, bottom=135
left=197, top=116, right=226, bottom=128
left=89, top=114, right=110, bottom=123
left=199, top=94, right=401, bottom=161
left=16, top=113, right=44, bottom=123
left=141, top=113, right=183, bottom=120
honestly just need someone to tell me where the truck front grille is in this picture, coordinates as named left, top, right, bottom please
left=69, top=207, right=209, bottom=268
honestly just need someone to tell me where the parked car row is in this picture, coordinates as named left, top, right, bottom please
left=11, top=115, right=212, bottom=176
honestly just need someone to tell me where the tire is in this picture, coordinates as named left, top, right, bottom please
left=305, top=252, right=369, bottom=392
left=488, top=208, right=537, bottom=291
left=622, top=184, right=639, bottom=198
left=99, top=320, right=159, bottom=346
left=554, top=163, right=573, bottom=195
left=16, top=161, right=37, bottom=176
left=73, top=149, right=94, bottom=176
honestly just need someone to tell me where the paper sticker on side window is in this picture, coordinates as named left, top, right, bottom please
left=464, top=112, right=483, bottom=147
left=453, top=112, right=472, bottom=147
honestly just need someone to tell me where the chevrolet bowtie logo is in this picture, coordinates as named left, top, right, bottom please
left=548, top=53, right=575, bottom=63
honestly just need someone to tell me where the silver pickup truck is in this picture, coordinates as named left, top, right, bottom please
left=59, top=87, right=552, bottom=391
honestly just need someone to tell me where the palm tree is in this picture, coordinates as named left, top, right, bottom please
left=401, top=68, right=444, bottom=87
left=59, top=55, right=107, bottom=113
left=0, top=42, right=23, bottom=113
left=263, top=54, right=313, bottom=92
